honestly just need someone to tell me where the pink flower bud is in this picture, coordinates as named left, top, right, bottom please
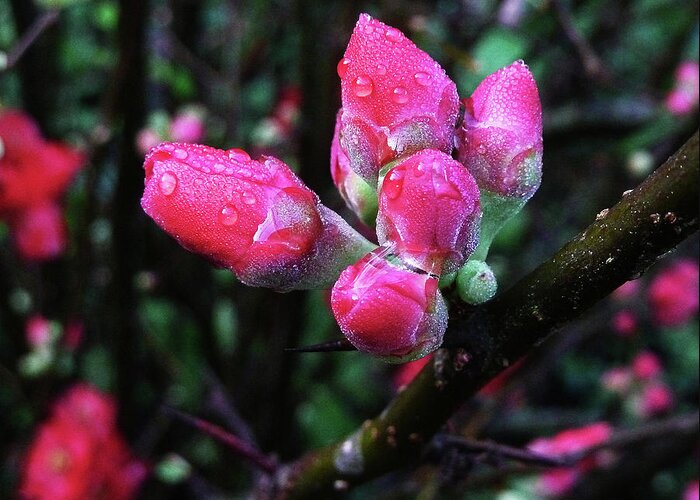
left=337, top=13, right=459, bottom=182
left=664, top=61, right=699, bottom=116
left=683, top=480, right=699, bottom=500
left=376, top=149, right=481, bottom=274
left=10, top=202, right=67, bottom=261
left=457, top=60, right=542, bottom=200
left=169, top=109, right=205, bottom=143
left=330, top=110, right=377, bottom=223
left=331, top=247, right=447, bottom=362
left=647, top=258, right=699, bottom=327
left=141, top=142, right=373, bottom=290
left=631, top=351, right=663, bottom=380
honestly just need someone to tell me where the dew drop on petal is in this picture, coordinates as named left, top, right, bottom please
left=242, top=191, right=257, bottom=205
left=383, top=169, right=405, bottom=200
left=414, top=71, right=431, bottom=86
left=391, top=86, right=408, bottom=104
left=353, top=75, right=374, bottom=97
left=337, top=57, right=350, bottom=78
left=414, top=162, right=426, bottom=177
left=385, top=27, right=402, bottom=43
left=219, top=204, right=239, bottom=226
left=158, top=171, right=178, bottom=196
left=213, top=163, right=225, bottom=173
left=173, top=148, right=188, bottom=160
left=227, top=148, right=251, bottom=162
left=376, top=64, right=387, bottom=75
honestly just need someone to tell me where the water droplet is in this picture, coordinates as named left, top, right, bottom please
left=219, top=204, right=239, bottom=226
left=385, top=27, right=402, bottom=43
left=414, top=71, right=431, bottom=86
left=376, top=64, right=387, bottom=75
left=391, top=86, right=408, bottom=104
left=227, top=148, right=251, bottom=162
left=173, top=148, right=188, bottom=160
left=414, top=162, right=426, bottom=177
left=383, top=169, right=405, bottom=200
left=159, top=171, right=178, bottom=196
left=431, top=165, right=461, bottom=200
left=352, top=75, right=374, bottom=97
left=337, top=57, right=351, bottom=78
left=213, top=163, right=225, bottom=173
left=476, top=144, right=486, bottom=154
left=242, top=191, right=257, bottom=205
left=351, top=293, right=359, bottom=302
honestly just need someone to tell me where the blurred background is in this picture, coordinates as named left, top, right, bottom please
left=0, top=0, right=697, bottom=498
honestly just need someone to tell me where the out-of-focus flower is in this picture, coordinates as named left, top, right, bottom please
left=376, top=149, right=481, bottom=275
left=336, top=13, right=459, bottom=183
left=0, top=109, right=84, bottom=261
left=331, top=247, right=447, bottom=362
left=601, top=366, right=633, bottom=394
left=684, top=480, right=699, bottom=500
left=20, top=384, right=147, bottom=500
left=169, top=108, right=206, bottom=144
left=528, top=423, right=612, bottom=497
left=141, top=142, right=373, bottom=290
left=631, top=351, right=663, bottom=381
left=648, top=259, right=699, bottom=327
left=664, top=61, right=700, bottom=115
left=637, top=381, right=674, bottom=418
left=611, top=309, right=637, bottom=337
left=25, top=315, right=55, bottom=350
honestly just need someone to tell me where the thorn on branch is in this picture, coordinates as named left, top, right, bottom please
left=285, top=337, right=356, bottom=352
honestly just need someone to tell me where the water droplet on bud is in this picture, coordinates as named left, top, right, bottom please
left=337, top=57, right=350, bottom=78
left=242, top=191, right=257, bottom=205
left=383, top=169, right=405, bottom=200
left=173, top=148, right=188, bottom=160
left=227, top=148, right=251, bottom=162
left=219, top=204, right=239, bottom=226
left=385, top=27, right=402, bottom=43
left=159, top=171, right=178, bottom=196
left=414, top=72, right=431, bottom=86
left=353, top=75, right=374, bottom=97
left=391, top=86, right=408, bottom=104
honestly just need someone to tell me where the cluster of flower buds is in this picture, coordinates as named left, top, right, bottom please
left=141, top=14, right=542, bottom=362
left=137, top=105, right=207, bottom=155
left=20, top=384, right=147, bottom=500
left=0, top=109, right=84, bottom=261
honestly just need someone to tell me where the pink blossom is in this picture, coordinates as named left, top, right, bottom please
left=638, top=381, right=674, bottom=417
left=601, top=367, right=633, bottom=394
left=612, top=309, right=637, bottom=337
left=456, top=61, right=543, bottom=200
left=25, top=316, right=54, bottom=350
left=10, top=202, right=67, bottom=261
left=141, top=142, right=372, bottom=290
left=376, top=149, right=482, bottom=274
left=136, top=128, right=162, bottom=155
left=337, top=13, right=459, bottom=183
left=665, top=61, right=699, bottom=115
left=631, top=351, right=663, bottom=380
left=331, top=247, right=447, bottom=362
left=684, top=480, right=699, bottom=500
left=528, top=423, right=612, bottom=497
left=648, top=259, right=699, bottom=327
left=169, top=110, right=205, bottom=143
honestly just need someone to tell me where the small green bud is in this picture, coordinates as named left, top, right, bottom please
left=456, top=260, right=498, bottom=305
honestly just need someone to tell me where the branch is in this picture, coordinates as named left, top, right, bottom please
left=1, top=9, right=59, bottom=72
left=276, top=132, right=699, bottom=499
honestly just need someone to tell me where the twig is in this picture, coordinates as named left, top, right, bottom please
left=431, top=434, right=568, bottom=468
left=552, top=0, right=610, bottom=82
left=277, top=133, right=699, bottom=499
left=1, top=9, right=59, bottom=72
left=162, top=405, right=278, bottom=475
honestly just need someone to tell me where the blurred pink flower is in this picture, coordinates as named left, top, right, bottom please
left=648, top=259, right=699, bottom=327
left=601, top=366, right=633, bottom=394
left=684, top=480, right=699, bottom=500
left=631, top=351, right=663, bottom=381
left=25, top=316, right=54, bottom=350
left=638, top=381, right=674, bottom=417
left=612, top=309, right=637, bottom=337
left=528, top=423, right=612, bottom=497
left=169, top=110, right=205, bottom=143
left=665, top=61, right=699, bottom=115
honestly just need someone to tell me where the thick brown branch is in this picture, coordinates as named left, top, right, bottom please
left=276, top=132, right=699, bottom=499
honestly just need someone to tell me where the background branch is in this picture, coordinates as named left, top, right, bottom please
left=277, top=132, right=699, bottom=499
